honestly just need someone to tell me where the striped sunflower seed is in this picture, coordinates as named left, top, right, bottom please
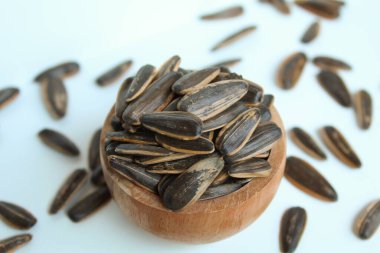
left=353, top=90, right=372, bottom=130
left=146, top=155, right=206, bottom=174
left=202, top=131, right=214, bottom=141
left=256, top=104, right=272, bottom=123
left=155, top=134, right=215, bottom=155
left=301, top=21, right=320, bottom=44
left=294, top=0, right=343, bottom=19
left=115, top=144, right=173, bottom=156
left=141, top=111, right=203, bottom=140
left=200, top=178, right=251, bottom=200
left=135, top=153, right=195, bottom=165
left=241, top=81, right=264, bottom=106
left=211, top=25, right=257, bottom=52
left=177, top=79, right=248, bottom=121
left=106, top=131, right=157, bottom=145
left=256, top=150, right=271, bottom=158
left=67, top=186, right=111, bottom=223
left=125, top=64, right=156, bottom=102
left=109, top=156, right=161, bottom=193
left=163, top=97, right=180, bottom=111
left=49, top=169, right=88, bottom=214
left=211, top=167, right=230, bottom=186
left=207, top=58, right=242, bottom=69
left=0, top=201, right=37, bottom=229
left=280, top=207, right=307, bottom=253
left=289, top=127, right=327, bottom=160
left=277, top=52, right=307, bottom=90
left=96, top=60, right=132, bottom=86
left=163, top=154, right=224, bottom=210
left=312, top=56, right=351, bottom=71
left=157, top=175, right=177, bottom=197
left=156, top=55, right=181, bottom=79
left=200, top=5, right=244, bottom=20
left=88, top=128, right=102, bottom=170
left=227, top=158, right=272, bottom=178
left=40, top=77, right=67, bottom=119
left=355, top=200, right=380, bottom=240
left=38, top=129, right=80, bottom=157
left=285, top=156, right=338, bottom=201
left=261, top=94, right=274, bottom=108
left=115, top=77, right=133, bottom=118
left=317, top=70, right=351, bottom=107
left=0, top=234, right=32, bottom=252
left=259, top=0, right=290, bottom=15
left=34, top=61, right=79, bottom=83
left=320, top=126, right=361, bottom=168
left=0, top=87, right=19, bottom=110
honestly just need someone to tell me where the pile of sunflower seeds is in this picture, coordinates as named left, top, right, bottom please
left=104, top=55, right=282, bottom=211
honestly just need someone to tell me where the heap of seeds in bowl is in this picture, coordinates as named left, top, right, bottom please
left=105, top=55, right=283, bottom=211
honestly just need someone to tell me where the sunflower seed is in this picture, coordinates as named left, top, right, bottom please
left=0, top=202, right=37, bottom=229
left=353, top=90, right=372, bottom=130
left=216, top=108, right=261, bottom=156
left=207, top=58, right=242, bottom=68
left=40, top=77, right=67, bottom=119
left=211, top=167, right=230, bottom=186
left=280, top=207, right=307, bottom=253
left=256, top=104, right=272, bottom=123
left=259, top=0, right=290, bottom=15
left=277, top=52, right=307, bottom=90
left=211, top=25, right=257, bottom=51
left=320, top=126, right=361, bottom=168
left=49, top=169, right=88, bottom=214
left=91, top=164, right=106, bottom=186
left=163, top=97, right=180, bottom=111
left=212, top=72, right=243, bottom=83
left=105, top=142, right=122, bottom=156
left=157, top=175, right=177, bottom=197
left=172, top=67, right=220, bottom=95
left=135, top=153, right=195, bottom=165
left=200, top=178, right=251, bottom=201
left=312, top=56, right=351, bottom=71
left=290, top=127, right=327, bottom=160
left=122, top=72, right=180, bottom=126
left=355, top=200, right=380, bottom=240
left=226, top=122, right=282, bottom=163
left=177, top=80, right=248, bottom=121
left=109, top=157, right=161, bottom=193
left=0, top=87, right=19, bottom=110
left=34, top=61, right=80, bottom=82
left=125, top=64, right=156, bottom=102
left=294, top=0, right=343, bottom=19
left=38, top=129, right=80, bottom=157
left=163, top=154, right=224, bottom=210
left=285, top=156, right=338, bottom=201
left=110, top=116, right=123, bottom=131
left=261, top=94, right=274, bottom=108
left=146, top=155, right=206, bottom=174
left=96, top=60, right=132, bottom=86
left=200, top=5, right=244, bottom=20
left=115, top=77, right=133, bottom=118
left=107, top=154, right=134, bottom=163
left=89, top=128, right=102, bottom=170
left=0, top=234, right=32, bottom=252
left=115, top=144, right=173, bottom=156
left=301, top=21, right=320, bottom=43
left=155, top=134, right=215, bottom=155
left=202, top=131, right=214, bottom=141
left=67, top=186, right=111, bottom=222
left=156, top=55, right=181, bottom=79
left=256, top=150, right=271, bottom=158
left=227, top=158, right=272, bottom=178
left=317, top=70, right=351, bottom=107
left=141, top=111, right=203, bottom=140
left=241, top=81, right=264, bottom=106
left=106, top=131, right=157, bottom=145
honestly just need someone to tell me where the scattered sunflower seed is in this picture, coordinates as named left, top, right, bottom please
left=355, top=200, right=380, bottom=240
left=0, top=87, right=20, bottom=110
left=91, top=164, right=106, bottom=186
left=280, top=207, right=307, bottom=253
left=289, top=127, right=327, bottom=160
left=353, top=90, right=372, bottom=130
left=211, top=25, right=257, bottom=52
left=40, top=77, right=67, bottom=119
left=294, top=0, right=344, bottom=20
left=96, top=60, right=132, bottom=86
left=88, top=128, right=102, bottom=170
left=301, top=21, right=320, bottom=43
left=200, top=5, right=244, bottom=20
left=207, top=58, right=242, bottom=68
left=0, top=201, right=37, bottom=229
left=0, top=234, right=32, bottom=252
left=277, top=52, right=307, bottom=90
left=312, top=56, right=351, bottom=71
left=34, top=61, right=80, bottom=83
left=38, top=129, right=80, bottom=157
left=259, top=0, right=290, bottom=15
left=316, top=70, right=351, bottom=107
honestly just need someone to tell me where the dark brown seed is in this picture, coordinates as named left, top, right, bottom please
left=200, top=178, right=252, bottom=200
left=96, top=60, right=132, bottom=86
left=157, top=175, right=177, bottom=197
left=115, top=144, right=173, bottom=156
left=255, top=104, right=272, bottom=123
left=216, top=108, right=261, bottom=156
left=227, top=158, right=272, bottom=178
left=177, top=80, right=248, bottom=121
left=49, top=169, right=88, bottom=214
left=146, top=155, right=205, bottom=174
left=105, top=142, right=122, bottom=156
left=172, top=67, right=220, bottom=95
left=301, top=21, right=320, bottom=43
left=40, top=77, right=67, bottom=119
left=67, top=186, right=111, bottom=222
left=34, top=61, right=79, bottom=82
left=312, top=56, right=351, bottom=71
left=259, top=0, right=290, bottom=15
left=211, top=25, right=257, bottom=51
left=163, top=97, right=180, bottom=111
left=202, top=102, right=248, bottom=132
left=91, top=164, right=106, bottom=186
left=289, top=127, right=327, bottom=160
left=155, top=134, right=215, bottom=155
left=320, top=126, right=361, bottom=168
left=115, top=77, right=133, bottom=119
left=156, top=55, right=181, bottom=79
left=207, top=58, right=242, bottom=69
left=135, top=153, right=195, bottom=165
left=110, top=116, right=123, bottom=131
left=122, top=72, right=181, bottom=126
left=285, top=156, right=338, bottom=201
left=294, top=0, right=343, bottom=19
left=109, top=157, right=161, bottom=193
left=226, top=122, right=282, bottom=163
left=106, top=131, right=157, bottom=145
left=141, top=111, right=203, bottom=140
left=355, top=200, right=380, bottom=240
left=211, top=167, right=230, bottom=186
left=317, top=70, right=351, bottom=107
left=38, top=129, right=80, bottom=157
left=107, top=154, right=134, bottom=163
left=89, top=128, right=102, bottom=170
left=280, top=207, right=307, bottom=253
left=277, top=52, right=307, bottom=90
left=163, top=154, right=224, bottom=210
left=0, top=202, right=37, bottom=229
left=0, top=87, right=19, bottom=110
left=261, top=94, right=274, bottom=108
left=353, top=90, right=372, bottom=130
left=241, top=81, right=264, bottom=106
left=0, top=234, right=32, bottom=252
left=125, top=64, right=156, bottom=102
left=200, top=5, right=244, bottom=20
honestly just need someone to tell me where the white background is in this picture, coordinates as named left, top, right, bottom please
left=0, top=0, right=379, bottom=252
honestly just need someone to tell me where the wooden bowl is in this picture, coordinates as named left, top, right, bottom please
left=100, top=106, right=286, bottom=244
